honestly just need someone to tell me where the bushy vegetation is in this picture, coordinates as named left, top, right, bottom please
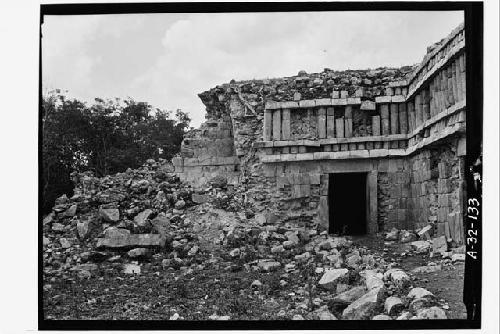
left=41, top=90, right=191, bottom=213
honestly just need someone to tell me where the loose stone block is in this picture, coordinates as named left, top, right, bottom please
left=272, top=109, right=281, bottom=141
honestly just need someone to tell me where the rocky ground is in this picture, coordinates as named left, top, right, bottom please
left=42, top=159, right=466, bottom=321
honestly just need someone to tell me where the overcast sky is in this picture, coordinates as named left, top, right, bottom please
left=42, top=11, right=463, bottom=127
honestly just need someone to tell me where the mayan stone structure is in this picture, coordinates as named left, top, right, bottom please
left=173, top=24, right=466, bottom=244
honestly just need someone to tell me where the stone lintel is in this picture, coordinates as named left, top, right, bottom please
left=346, top=97, right=362, bottom=105
left=299, top=100, right=316, bottom=108
left=360, top=100, right=376, bottom=111
left=375, top=96, right=392, bottom=103
left=278, top=101, right=299, bottom=109
left=315, top=98, right=333, bottom=107
left=264, top=101, right=280, bottom=110
left=331, top=98, right=348, bottom=106
left=391, top=95, right=405, bottom=103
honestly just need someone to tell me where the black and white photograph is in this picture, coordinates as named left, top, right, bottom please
left=37, top=2, right=484, bottom=329
left=3, top=1, right=499, bottom=332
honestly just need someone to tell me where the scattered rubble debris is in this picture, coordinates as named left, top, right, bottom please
left=42, top=159, right=458, bottom=320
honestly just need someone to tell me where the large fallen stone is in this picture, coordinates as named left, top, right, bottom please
left=410, top=240, right=431, bottom=252
left=96, top=228, right=165, bottom=249
left=417, top=225, right=433, bottom=239
left=432, top=236, right=448, bottom=254
left=332, top=286, right=367, bottom=305
left=342, top=287, right=385, bottom=320
left=64, top=204, right=77, bottom=217
left=123, top=263, right=141, bottom=274
left=59, top=238, right=71, bottom=249
left=412, top=264, right=442, bottom=274
left=318, top=268, right=349, bottom=291
left=174, top=199, right=186, bottom=210
left=318, top=310, right=337, bottom=320
left=151, top=214, right=170, bottom=236
left=127, top=247, right=150, bottom=258
left=43, top=213, right=54, bottom=225
left=363, top=271, right=384, bottom=290
left=192, top=193, right=210, bottom=204
left=99, top=207, right=120, bottom=222
left=452, top=253, right=465, bottom=262
left=385, top=228, right=399, bottom=241
left=346, top=253, right=362, bottom=269
left=51, top=223, right=65, bottom=232
left=409, top=297, right=438, bottom=313
left=415, top=306, right=447, bottom=319
left=76, top=220, right=90, bottom=239
left=256, top=260, right=281, bottom=272
left=285, top=231, right=299, bottom=244
left=134, top=209, right=153, bottom=227
left=313, top=306, right=337, bottom=320
left=384, top=268, right=410, bottom=287
left=407, top=287, right=434, bottom=299
left=399, top=230, right=417, bottom=243
left=384, top=296, right=404, bottom=316
left=372, top=314, right=392, bottom=320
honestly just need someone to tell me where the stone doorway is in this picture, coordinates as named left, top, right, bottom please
left=328, top=172, right=368, bottom=235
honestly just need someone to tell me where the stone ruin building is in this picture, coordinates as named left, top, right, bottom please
left=172, top=23, right=466, bottom=244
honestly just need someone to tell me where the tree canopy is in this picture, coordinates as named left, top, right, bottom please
left=41, top=90, right=191, bottom=213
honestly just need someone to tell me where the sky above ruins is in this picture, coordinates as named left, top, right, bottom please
left=42, top=11, right=463, bottom=127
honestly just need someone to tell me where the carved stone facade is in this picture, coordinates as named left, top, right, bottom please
left=173, top=24, right=466, bottom=244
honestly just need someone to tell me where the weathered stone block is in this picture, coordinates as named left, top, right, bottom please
left=360, top=100, right=376, bottom=111
left=299, top=100, right=316, bottom=108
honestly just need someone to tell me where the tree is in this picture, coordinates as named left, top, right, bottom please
left=41, top=91, right=190, bottom=213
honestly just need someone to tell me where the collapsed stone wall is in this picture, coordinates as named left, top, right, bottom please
left=174, top=23, right=466, bottom=244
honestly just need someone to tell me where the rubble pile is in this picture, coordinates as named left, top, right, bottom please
left=43, top=159, right=455, bottom=320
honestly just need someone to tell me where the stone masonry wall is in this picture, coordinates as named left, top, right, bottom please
left=407, top=139, right=466, bottom=244
left=173, top=23, right=467, bottom=244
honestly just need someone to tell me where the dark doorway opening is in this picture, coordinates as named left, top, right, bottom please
left=328, top=172, right=367, bottom=235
